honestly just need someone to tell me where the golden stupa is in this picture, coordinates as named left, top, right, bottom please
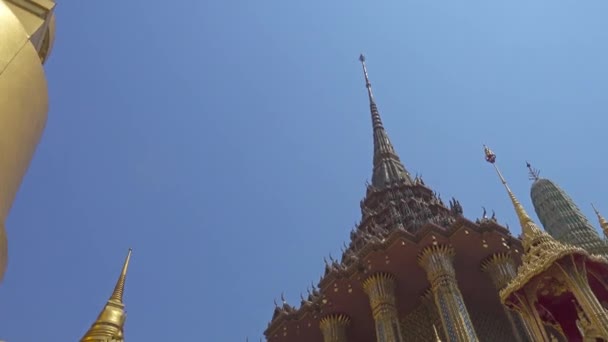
left=0, top=0, right=56, bottom=281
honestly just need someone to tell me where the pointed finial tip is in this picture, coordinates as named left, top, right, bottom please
left=359, top=54, right=366, bottom=62
left=592, top=203, right=600, bottom=215
left=483, top=144, right=496, bottom=164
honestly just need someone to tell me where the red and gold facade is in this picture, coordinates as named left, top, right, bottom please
left=265, top=56, right=608, bottom=342
left=264, top=57, right=539, bottom=342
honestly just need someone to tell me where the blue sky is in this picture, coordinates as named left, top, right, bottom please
left=1, top=0, right=608, bottom=340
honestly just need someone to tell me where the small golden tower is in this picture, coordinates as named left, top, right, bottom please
left=591, top=203, right=608, bottom=239
left=81, top=249, right=132, bottom=342
left=0, top=0, right=56, bottom=281
left=484, top=145, right=608, bottom=340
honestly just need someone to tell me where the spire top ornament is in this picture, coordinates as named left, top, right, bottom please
left=526, top=161, right=540, bottom=181
left=483, top=145, right=541, bottom=244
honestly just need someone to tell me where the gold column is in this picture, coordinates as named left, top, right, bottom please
left=481, top=253, right=536, bottom=342
left=418, top=245, right=478, bottom=342
left=319, top=314, right=350, bottom=342
left=511, top=288, right=551, bottom=341
left=362, top=272, right=404, bottom=342
left=0, top=0, right=55, bottom=281
left=556, top=256, right=608, bottom=338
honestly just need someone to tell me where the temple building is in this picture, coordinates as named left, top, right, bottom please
left=485, top=147, right=608, bottom=341
left=528, top=164, right=608, bottom=256
left=264, top=56, right=608, bottom=342
left=80, top=249, right=132, bottom=342
left=0, top=0, right=56, bottom=281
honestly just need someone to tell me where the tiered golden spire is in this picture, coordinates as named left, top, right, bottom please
left=483, top=145, right=542, bottom=249
left=591, top=203, right=608, bottom=238
left=81, top=249, right=132, bottom=342
left=483, top=145, right=595, bottom=303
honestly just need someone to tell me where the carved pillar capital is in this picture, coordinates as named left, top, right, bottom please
left=418, top=245, right=478, bottom=342
left=481, top=253, right=517, bottom=290
left=481, top=252, right=538, bottom=342
left=418, top=245, right=456, bottom=284
left=319, top=314, right=350, bottom=342
left=362, top=272, right=403, bottom=342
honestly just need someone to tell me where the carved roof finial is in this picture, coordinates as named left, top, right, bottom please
left=591, top=203, right=608, bottom=237
left=526, top=161, right=540, bottom=181
left=80, top=249, right=132, bottom=341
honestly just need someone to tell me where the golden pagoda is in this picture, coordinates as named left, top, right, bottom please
left=80, top=249, right=132, bottom=342
left=0, top=0, right=56, bottom=281
left=484, top=145, right=608, bottom=341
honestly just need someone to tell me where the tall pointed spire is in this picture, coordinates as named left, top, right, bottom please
left=591, top=204, right=608, bottom=238
left=81, top=249, right=132, bottom=342
left=359, top=54, right=412, bottom=188
left=483, top=145, right=545, bottom=249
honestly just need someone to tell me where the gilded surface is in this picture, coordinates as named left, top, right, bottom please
left=319, top=314, right=350, bottom=342
left=592, top=204, right=608, bottom=239
left=481, top=253, right=536, bottom=342
left=0, top=0, right=54, bottom=281
left=363, top=273, right=404, bottom=342
left=418, top=245, right=478, bottom=342
left=81, top=250, right=132, bottom=342
left=555, top=256, right=608, bottom=338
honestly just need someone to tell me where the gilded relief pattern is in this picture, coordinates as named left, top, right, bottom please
left=363, top=273, right=404, bottom=342
left=319, top=314, right=350, bottom=342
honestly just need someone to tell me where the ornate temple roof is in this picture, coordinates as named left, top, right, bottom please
left=359, top=54, right=413, bottom=189
left=81, top=249, right=132, bottom=342
left=264, top=58, right=521, bottom=341
left=484, top=147, right=608, bottom=304
left=528, top=163, right=608, bottom=255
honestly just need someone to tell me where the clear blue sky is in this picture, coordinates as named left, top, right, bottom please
left=1, top=0, right=608, bottom=340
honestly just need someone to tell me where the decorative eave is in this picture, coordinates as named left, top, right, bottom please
left=500, top=246, right=608, bottom=305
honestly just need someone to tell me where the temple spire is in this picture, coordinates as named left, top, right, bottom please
left=484, top=145, right=545, bottom=249
left=81, top=249, right=132, bottom=342
left=358, top=54, right=412, bottom=188
left=591, top=203, right=608, bottom=237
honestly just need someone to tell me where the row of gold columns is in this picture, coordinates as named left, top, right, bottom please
left=481, top=253, right=540, bottom=342
left=320, top=244, right=483, bottom=342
